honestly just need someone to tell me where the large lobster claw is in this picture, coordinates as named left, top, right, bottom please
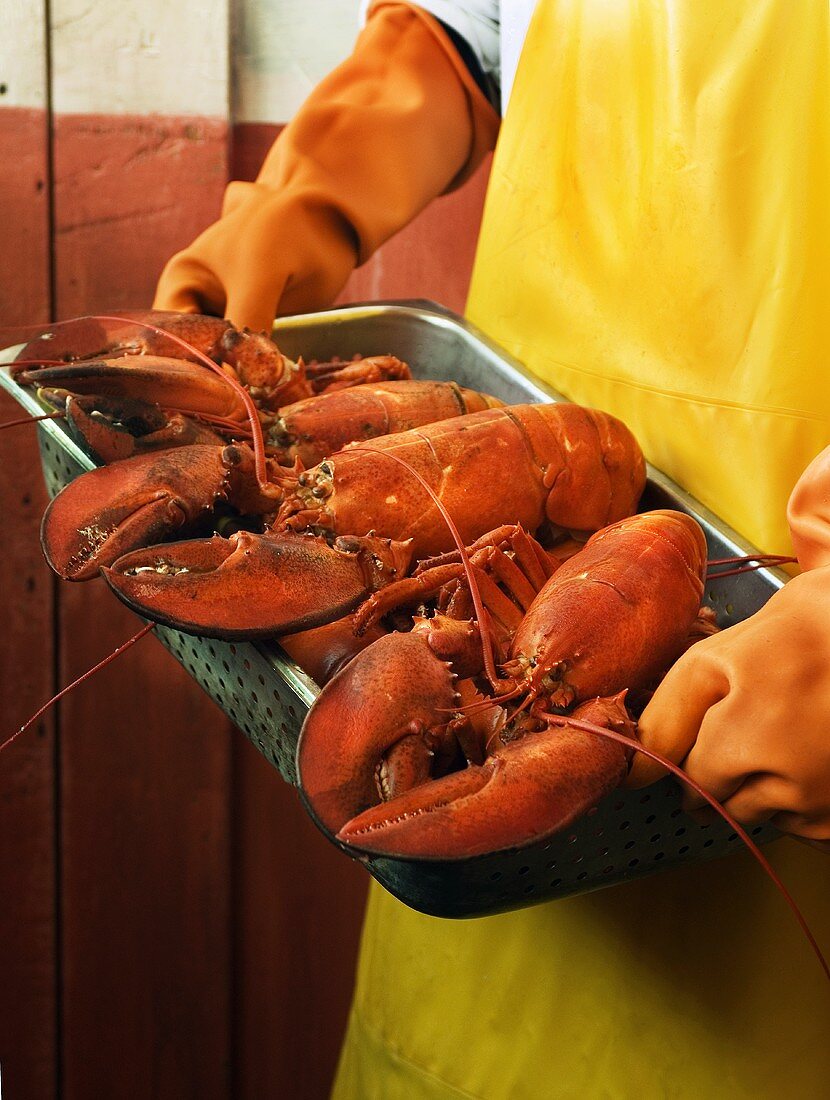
left=325, top=695, right=633, bottom=860
left=14, top=310, right=231, bottom=364
left=40, top=392, right=223, bottom=464
left=42, top=444, right=257, bottom=581
left=298, top=630, right=460, bottom=835
left=16, top=356, right=251, bottom=421
left=103, top=531, right=413, bottom=639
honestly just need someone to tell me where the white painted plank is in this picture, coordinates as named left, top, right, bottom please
left=234, top=0, right=362, bottom=123
left=50, top=0, right=229, bottom=117
left=1, top=0, right=48, bottom=109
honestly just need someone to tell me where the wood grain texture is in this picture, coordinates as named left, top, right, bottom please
left=232, top=739, right=368, bottom=1100
left=0, top=394, right=57, bottom=1100
left=58, top=592, right=233, bottom=1099
left=52, top=114, right=228, bottom=315
left=0, top=107, right=51, bottom=327
left=52, top=111, right=234, bottom=1100
left=0, top=102, right=57, bottom=1100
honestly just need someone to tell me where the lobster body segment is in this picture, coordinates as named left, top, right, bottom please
left=271, top=379, right=502, bottom=467
left=280, top=403, right=647, bottom=559
left=508, top=509, right=708, bottom=706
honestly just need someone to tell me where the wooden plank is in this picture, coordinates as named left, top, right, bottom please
left=57, top=593, right=233, bottom=1098
left=50, top=2, right=234, bottom=1094
left=232, top=739, right=368, bottom=1100
left=0, top=4, right=57, bottom=1095
left=51, top=136, right=233, bottom=1094
left=0, top=400, right=57, bottom=1100
left=52, top=113, right=227, bottom=313
left=229, top=120, right=368, bottom=1100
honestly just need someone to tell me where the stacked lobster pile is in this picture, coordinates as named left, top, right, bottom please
left=11, top=311, right=715, bottom=865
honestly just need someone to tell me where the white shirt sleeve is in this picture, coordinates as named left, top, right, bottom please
left=359, top=1, right=501, bottom=89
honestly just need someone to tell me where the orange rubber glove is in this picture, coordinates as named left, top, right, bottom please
left=627, top=448, right=830, bottom=847
left=153, top=2, right=499, bottom=332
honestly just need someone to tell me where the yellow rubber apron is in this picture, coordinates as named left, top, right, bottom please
left=333, top=3, right=830, bottom=1096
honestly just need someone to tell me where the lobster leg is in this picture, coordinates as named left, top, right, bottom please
left=304, top=355, right=410, bottom=392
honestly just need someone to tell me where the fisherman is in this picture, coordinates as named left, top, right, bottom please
left=155, top=3, right=830, bottom=1095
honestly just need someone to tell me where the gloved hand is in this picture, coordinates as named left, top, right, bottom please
left=787, top=445, right=830, bottom=571
left=627, top=448, right=830, bottom=848
left=153, top=2, right=499, bottom=332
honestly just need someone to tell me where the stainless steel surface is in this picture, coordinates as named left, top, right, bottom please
left=2, top=303, right=786, bottom=918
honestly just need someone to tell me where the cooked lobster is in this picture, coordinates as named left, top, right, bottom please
left=93, top=402, right=647, bottom=640
left=11, top=312, right=503, bottom=579
left=297, top=510, right=708, bottom=859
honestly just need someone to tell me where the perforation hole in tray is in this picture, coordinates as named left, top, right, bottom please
left=152, top=627, right=303, bottom=779
left=404, top=771, right=764, bottom=915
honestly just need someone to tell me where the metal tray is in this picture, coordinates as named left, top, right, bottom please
left=1, top=301, right=785, bottom=918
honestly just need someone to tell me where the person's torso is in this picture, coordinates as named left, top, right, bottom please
left=335, top=4, right=830, bottom=1097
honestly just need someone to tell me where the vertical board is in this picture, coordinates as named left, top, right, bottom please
left=227, top=121, right=370, bottom=1100
left=48, top=1, right=234, bottom=1096
left=0, top=3, right=57, bottom=1099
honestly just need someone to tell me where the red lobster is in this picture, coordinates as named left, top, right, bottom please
left=10, top=312, right=503, bottom=580
left=298, top=509, right=708, bottom=859
left=84, top=402, right=648, bottom=639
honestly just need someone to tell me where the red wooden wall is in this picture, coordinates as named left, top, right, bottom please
left=0, top=108, right=488, bottom=1099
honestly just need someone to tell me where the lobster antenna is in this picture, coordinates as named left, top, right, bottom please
left=348, top=445, right=502, bottom=691
left=2, top=358, right=77, bottom=370
left=1, top=622, right=155, bottom=756
left=706, top=553, right=797, bottom=579
left=0, top=412, right=64, bottom=430
left=539, top=710, right=830, bottom=983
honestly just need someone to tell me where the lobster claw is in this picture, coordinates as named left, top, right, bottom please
left=41, top=444, right=245, bottom=581
left=298, top=630, right=460, bottom=835
left=16, top=356, right=251, bottom=421
left=14, top=310, right=231, bottom=364
left=39, top=392, right=223, bottom=464
left=103, top=531, right=413, bottom=639
left=330, top=695, right=634, bottom=860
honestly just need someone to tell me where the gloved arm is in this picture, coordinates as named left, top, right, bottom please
left=627, top=448, right=830, bottom=847
left=153, top=2, right=500, bottom=332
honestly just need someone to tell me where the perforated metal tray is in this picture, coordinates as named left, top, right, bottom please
left=1, top=302, right=785, bottom=918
